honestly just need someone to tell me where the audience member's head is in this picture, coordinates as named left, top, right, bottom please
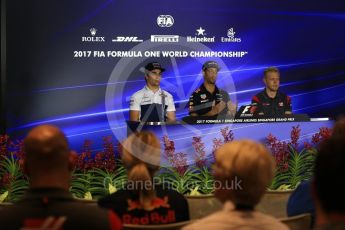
left=331, top=117, right=345, bottom=140
left=24, top=125, right=74, bottom=189
left=313, top=135, right=345, bottom=227
left=121, top=131, right=161, bottom=210
left=1, top=125, right=122, bottom=230
left=213, top=140, right=275, bottom=207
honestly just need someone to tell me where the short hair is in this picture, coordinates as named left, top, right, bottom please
left=264, top=66, right=280, bottom=78
left=314, top=137, right=345, bottom=214
left=332, top=117, right=345, bottom=140
left=214, top=140, right=275, bottom=206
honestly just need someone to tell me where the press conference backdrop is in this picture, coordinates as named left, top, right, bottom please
left=5, top=0, right=345, bottom=151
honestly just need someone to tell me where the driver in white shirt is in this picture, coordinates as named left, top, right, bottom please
left=129, top=62, right=176, bottom=122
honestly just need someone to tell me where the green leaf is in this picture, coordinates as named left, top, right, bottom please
left=84, top=191, right=92, bottom=200
left=269, top=145, right=316, bottom=190
left=189, top=186, right=202, bottom=196
left=276, top=184, right=291, bottom=191
left=108, top=183, right=117, bottom=194
left=0, top=191, right=9, bottom=203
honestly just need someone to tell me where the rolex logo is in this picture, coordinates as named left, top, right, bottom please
left=90, top=28, right=97, bottom=36
left=82, top=28, right=105, bottom=42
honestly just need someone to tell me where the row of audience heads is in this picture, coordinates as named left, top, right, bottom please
left=22, top=118, right=345, bottom=224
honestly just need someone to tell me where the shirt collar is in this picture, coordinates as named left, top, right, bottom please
left=144, top=85, right=162, bottom=94
left=264, top=88, right=280, bottom=99
left=21, top=187, right=73, bottom=201
left=201, top=83, right=219, bottom=95
left=223, top=201, right=255, bottom=212
left=223, top=201, right=235, bottom=211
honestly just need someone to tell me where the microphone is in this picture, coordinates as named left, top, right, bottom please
left=160, top=91, right=167, bottom=122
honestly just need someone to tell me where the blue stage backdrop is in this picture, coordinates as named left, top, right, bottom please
left=5, top=0, right=345, bottom=152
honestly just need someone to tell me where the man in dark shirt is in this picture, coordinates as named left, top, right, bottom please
left=251, top=67, right=292, bottom=117
left=313, top=133, right=345, bottom=229
left=0, top=125, right=122, bottom=230
left=188, top=61, right=237, bottom=119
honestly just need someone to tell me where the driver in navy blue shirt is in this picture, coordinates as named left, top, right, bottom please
left=188, top=61, right=237, bottom=119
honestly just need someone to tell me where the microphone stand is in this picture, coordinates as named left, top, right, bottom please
left=161, top=91, right=166, bottom=122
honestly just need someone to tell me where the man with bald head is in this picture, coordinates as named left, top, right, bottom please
left=24, top=125, right=73, bottom=189
left=0, top=125, right=122, bottom=230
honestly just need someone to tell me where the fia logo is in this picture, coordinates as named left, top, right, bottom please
left=157, top=15, right=174, bottom=27
left=90, top=28, right=97, bottom=36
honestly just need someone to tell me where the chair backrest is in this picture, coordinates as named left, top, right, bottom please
left=123, top=220, right=191, bottom=230
left=185, top=195, right=222, bottom=220
left=256, top=190, right=293, bottom=218
left=74, top=198, right=98, bottom=206
left=185, top=190, right=294, bottom=220
left=0, top=202, right=13, bottom=211
left=0, top=202, right=13, bottom=206
left=279, top=213, right=312, bottom=230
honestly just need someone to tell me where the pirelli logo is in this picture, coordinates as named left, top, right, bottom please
left=151, top=35, right=179, bottom=43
